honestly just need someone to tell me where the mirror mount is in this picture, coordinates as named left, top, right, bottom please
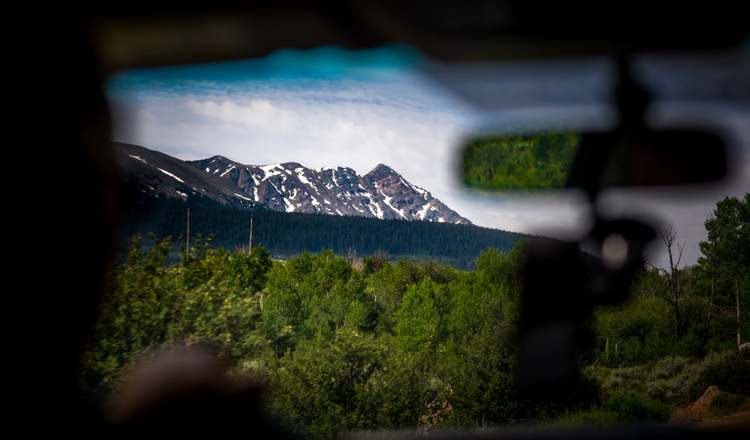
left=570, top=56, right=728, bottom=200
left=614, top=55, right=652, bottom=135
left=576, top=55, right=653, bottom=202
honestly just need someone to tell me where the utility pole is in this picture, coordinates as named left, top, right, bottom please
left=738, top=280, right=742, bottom=347
left=186, top=207, right=190, bottom=260
left=248, top=215, right=253, bottom=256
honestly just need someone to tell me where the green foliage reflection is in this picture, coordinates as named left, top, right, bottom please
left=462, top=132, right=579, bottom=190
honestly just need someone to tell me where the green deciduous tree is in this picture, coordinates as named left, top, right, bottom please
left=395, top=277, right=441, bottom=353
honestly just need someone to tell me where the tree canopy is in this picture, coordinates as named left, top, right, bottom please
left=82, top=193, right=750, bottom=437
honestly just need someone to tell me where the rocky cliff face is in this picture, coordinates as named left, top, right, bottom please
left=191, top=156, right=471, bottom=224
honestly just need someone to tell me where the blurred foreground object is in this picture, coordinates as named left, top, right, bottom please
left=110, top=344, right=288, bottom=436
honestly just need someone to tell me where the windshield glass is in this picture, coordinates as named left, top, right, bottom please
left=87, top=46, right=750, bottom=437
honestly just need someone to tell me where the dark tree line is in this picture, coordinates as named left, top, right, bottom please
left=117, top=191, right=524, bottom=269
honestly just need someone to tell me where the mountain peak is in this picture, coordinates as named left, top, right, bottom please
left=365, top=163, right=400, bottom=180
left=373, top=163, right=396, bottom=172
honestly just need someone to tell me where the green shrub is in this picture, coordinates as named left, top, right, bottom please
left=588, top=351, right=750, bottom=410
left=553, top=408, right=619, bottom=426
left=688, top=352, right=750, bottom=400
left=604, top=392, right=669, bottom=422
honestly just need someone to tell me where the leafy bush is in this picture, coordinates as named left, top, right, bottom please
left=553, top=408, right=619, bottom=426
left=588, top=350, right=750, bottom=414
left=604, top=392, right=670, bottom=422
left=688, top=352, right=750, bottom=400
left=553, top=392, right=670, bottom=425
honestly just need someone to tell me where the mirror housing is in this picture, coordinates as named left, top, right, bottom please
left=569, top=128, right=728, bottom=193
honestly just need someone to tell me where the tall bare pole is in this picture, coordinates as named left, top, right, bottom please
left=186, top=207, right=190, bottom=259
left=737, top=280, right=742, bottom=347
left=248, top=215, right=253, bottom=256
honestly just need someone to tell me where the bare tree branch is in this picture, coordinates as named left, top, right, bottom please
left=676, top=240, right=685, bottom=268
left=659, top=225, right=685, bottom=336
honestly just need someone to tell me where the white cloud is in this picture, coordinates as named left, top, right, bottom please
left=186, top=99, right=296, bottom=129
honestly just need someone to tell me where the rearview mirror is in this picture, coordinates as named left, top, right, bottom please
left=460, top=128, right=728, bottom=192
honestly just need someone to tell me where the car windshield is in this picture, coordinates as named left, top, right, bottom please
left=84, top=46, right=750, bottom=437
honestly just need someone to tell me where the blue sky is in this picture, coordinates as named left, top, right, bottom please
left=108, top=46, right=749, bottom=267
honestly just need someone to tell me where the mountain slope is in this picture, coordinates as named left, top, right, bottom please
left=115, top=142, right=470, bottom=224
left=114, top=142, right=258, bottom=210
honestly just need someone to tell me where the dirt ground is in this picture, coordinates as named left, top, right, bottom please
left=671, top=385, right=750, bottom=429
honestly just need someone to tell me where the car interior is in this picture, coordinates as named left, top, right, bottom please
left=13, top=2, right=749, bottom=438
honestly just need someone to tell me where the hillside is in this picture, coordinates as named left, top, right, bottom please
left=117, top=187, right=522, bottom=269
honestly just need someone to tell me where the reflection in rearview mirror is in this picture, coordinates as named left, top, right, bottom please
left=460, top=128, right=728, bottom=192
left=461, top=132, right=580, bottom=191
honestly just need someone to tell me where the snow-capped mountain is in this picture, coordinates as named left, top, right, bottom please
left=116, top=142, right=471, bottom=225
left=191, top=156, right=471, bottom=224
